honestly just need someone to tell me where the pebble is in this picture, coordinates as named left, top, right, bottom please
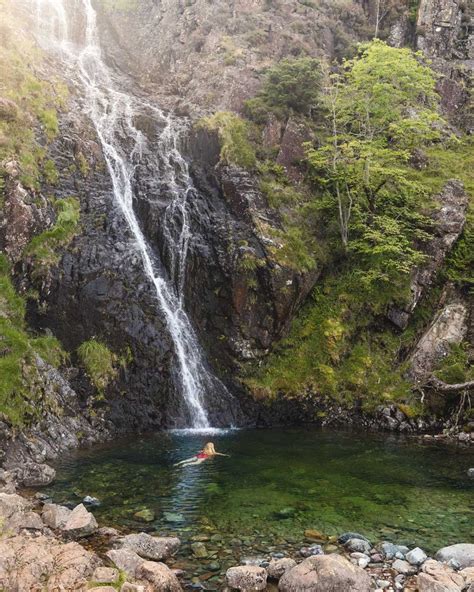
left=376, top=580, right=391, bottom=589
left=392, top=559, right=417, bottom=575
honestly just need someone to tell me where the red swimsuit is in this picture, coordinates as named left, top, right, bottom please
left=196, top=452, right=210, bottom=459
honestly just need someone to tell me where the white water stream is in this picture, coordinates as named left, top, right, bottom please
left=29, top=0, right=230, bottom=429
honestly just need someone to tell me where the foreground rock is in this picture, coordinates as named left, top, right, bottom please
left=106, top=548, right=145, bottom=578
left=226, top=565, right=267, bottom=591
left=42, top=502, right=72, bottom=529
left=418, top=559, right=465, bottom=591
left=63, top=503, right=98, bottom=538
left=279, top=554, right=371, bottom=592
left=136, top=561, right=182, bottom=591
left=118, top=533, right=180, bottom=561
left=436, top=544, right=474, bottom=569
left=0, top=534, right=100, bottom=591
left=267, top=558, right=297, bottom=580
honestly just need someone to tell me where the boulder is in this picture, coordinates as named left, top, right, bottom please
left=226, top=565, right=267, bottom=591
left=406, top=547, right=428, bottom=566
left=267, top=558, right=297, bottom=580
left=6, top=511, right=45, bottom=533
left=136, top=561, right=182, bottom=591
left=279, top=554, right=371, bottom=592
left=436, top=544, right=474, bottom=569
left=106, top=549, right=145, bottom=578
left=418, top=559, right=464, bottom=592
left=118, top=533, right=180, bottom=561
left=62, top=503, right=98, bottom=538
left=14, top=462, right=56, bottom=487
left=0, top=534, right=100, bottom=590
left=42, top=503, right=72, bottom=529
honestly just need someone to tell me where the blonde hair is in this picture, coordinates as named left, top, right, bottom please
left=202, top=442, right=217, bottom=455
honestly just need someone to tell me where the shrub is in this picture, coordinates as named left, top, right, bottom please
left=245, top=57, right=322, bottom=120
left=198, top=112, right=256, bottom=169
left=77, top=339, right=118, bottom=394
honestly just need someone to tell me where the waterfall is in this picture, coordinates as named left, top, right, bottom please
left=29, top=0, right=233, bottom=429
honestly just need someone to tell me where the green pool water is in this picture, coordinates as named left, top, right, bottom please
left=43, top=428, right=473, bottom=553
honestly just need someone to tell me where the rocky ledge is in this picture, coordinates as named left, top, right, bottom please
left=1, top=477, right=473, bottom=592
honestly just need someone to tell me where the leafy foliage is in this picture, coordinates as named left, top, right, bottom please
left=0, top=254, right=66, bottom=427
left=245, top=57, right=322, bottom=121
left=306, top=40, right=442, bottom=298
left=198, top=112, right=256, bottom=169
left=25, top=197, right=80, bottom=276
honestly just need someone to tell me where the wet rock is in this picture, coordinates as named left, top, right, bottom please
left=106, top=548, right=144, bottom=578
left=279, top=554, right=371, bottom=592
left=134, top=508, right=155, bottom=522
left=338, top=532, right=370, bottom=545
left=267, top=558, right=297, bottom=580
left=136, top=561, right=182, bottom=591
left=191, top=542, right=208, bottom=558
left=83, top=495, right=101, bottom=506
left=63, top=503, right=98, bottom=538
left=98, top=526, right=121, bottom=537
left=393, top=559, right=418, bottom=576
left=406, top=547, right=428, bottom=566
left=275, top=507, right=296, bottom=519
left=16, top=462, right=57, bottom=486
left=42, top=503, right=73, bottom=529
left=226, top=565, right=267, bottom=591
left=0, top=534, right=100, bottom=590
left=435, top=544, right=474, bottom=569
left=418, top=559, right=464, bottom=591
left=300, top=544, right=324, bottom=558
left=164, top=511, right=184, bottom=523
left=467, top=469, right=474, bottom=478
left=93, top=566, right=120, bottom=584
left=118, top=533, right=180, bottom=561
left=345, top=538, right=371, bottom=554
left=241, top=556, right=267, bottom=566
left=380, top=542, right=405, bottom=560
left=304, top=529, right=326, bottom=541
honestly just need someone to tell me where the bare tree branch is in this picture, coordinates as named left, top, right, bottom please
left=426, top=376, right=474, bottom=392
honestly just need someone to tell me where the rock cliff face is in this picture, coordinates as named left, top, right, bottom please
left=0, top=0, right=472, bottom=449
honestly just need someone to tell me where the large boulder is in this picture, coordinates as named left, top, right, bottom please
left=435, top=544, right=474, bottom=569
left=279, top=554, right=371, bottom=592
left=106, top=548, right=144, bottom=578
left=226, top=565, right=267, bottom=591
left=0, top=493, right=32, bottom=521
left=136, top=561, right=182, bottom=591
left=417, top=559, right=464, bottom=592
left=62, top=503, right=98, bottom=538
left=0, top=534, right=100, bottom=591
left=118, top=533, right=180, bottom=561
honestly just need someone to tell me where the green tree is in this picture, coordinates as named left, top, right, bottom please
left=245, top=57, right=322, bottom=121
left=306, top=40, right=442, bottom=294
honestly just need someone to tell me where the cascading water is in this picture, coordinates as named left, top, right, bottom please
left=29, top=0, right=234, bottom=430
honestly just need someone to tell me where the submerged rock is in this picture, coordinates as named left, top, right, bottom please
left=134, top=508, right=155, bottom=522
left=279, top=554, right=371, bottom=592
left=226, top=565, right=267, bottom=591
left=338, top=532, right=370, bottom=545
